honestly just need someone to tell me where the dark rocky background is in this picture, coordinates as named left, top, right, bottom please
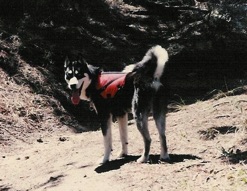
left=1, top=0, right=247, bottom=128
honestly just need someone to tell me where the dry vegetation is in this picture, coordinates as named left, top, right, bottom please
left=0, top=37, right=75, bottom=149
left=0, top=66, right=68, bottom=145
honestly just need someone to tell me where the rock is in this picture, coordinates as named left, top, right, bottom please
left=37, top=138, right=43, bottom=143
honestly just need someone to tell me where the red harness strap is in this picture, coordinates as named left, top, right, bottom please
left=96, top=73, right=127, bottom=99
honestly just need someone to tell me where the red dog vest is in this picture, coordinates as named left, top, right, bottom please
left=96, top=73, right=127, bottom=99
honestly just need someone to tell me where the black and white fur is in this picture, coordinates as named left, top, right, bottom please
left=64, top=45, right=170, bottom=164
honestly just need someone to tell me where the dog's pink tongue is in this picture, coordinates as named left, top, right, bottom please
left=71, top=91, right=80, bottom=105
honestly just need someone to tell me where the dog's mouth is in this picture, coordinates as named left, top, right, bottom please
left=70, top=82, right=83, bottom=105
left=71, top=89, right=80, bottom=105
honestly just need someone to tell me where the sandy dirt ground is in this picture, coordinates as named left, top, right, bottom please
left=1, top=94, right=247, bottom=191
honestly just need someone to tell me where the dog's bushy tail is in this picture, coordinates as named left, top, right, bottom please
left=123, top=45, right=168, bottom=81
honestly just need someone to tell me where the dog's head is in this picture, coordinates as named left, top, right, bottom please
left=64, top=55, right=98, bottom=105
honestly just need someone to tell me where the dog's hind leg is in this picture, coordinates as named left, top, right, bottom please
left=153, top=87, right=170, bottom=162
left=133, top=89, right=152, bottom=163
left=117, top=113, right=128, bottom=158
left=135, top=111, right=151, bottom=163
left=153, top=112, right=170, bottom=161
left=100, top=114, right=113, bottom=164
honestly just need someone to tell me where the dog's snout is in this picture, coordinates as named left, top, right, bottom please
left=68, top=76, right=79, bottom=90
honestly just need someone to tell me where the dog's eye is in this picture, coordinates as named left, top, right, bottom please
left=76, top=72, right=84, bottom=78
left=65, top=70, right=73, bottom=75
left=65, top=73, right=73, bottom=79
left=65, top=69, right=73, bottom=79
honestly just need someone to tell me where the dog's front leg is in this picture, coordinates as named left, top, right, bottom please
left=100, top=114, right=113, bottom=164
left=117, top=113, right=128, bottom=158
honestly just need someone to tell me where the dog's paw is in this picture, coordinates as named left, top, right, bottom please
left=160, top=153, right=170, bottom=161
left=118, top=151, right=128, bottom=158
left=136, top=155, right=149, bottom=163
left=97, top=157, right=109, bottom=165
left=159, top=155, right=171, bottom=164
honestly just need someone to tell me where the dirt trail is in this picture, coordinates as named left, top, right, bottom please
left=1, top=94, right=247, bottom=191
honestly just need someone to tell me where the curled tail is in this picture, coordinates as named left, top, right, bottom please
left=123, top=45, right=169, bottom=80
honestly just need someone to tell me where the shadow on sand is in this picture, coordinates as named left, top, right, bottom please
left=95, top=154, right=201, bottom=173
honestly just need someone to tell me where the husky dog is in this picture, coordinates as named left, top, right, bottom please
left=64, top=45, right=170, bottom=164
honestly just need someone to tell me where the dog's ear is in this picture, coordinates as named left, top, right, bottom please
left=88, top=64, right=101, bottom=76
left=77, top=53, right=89, bottom=67
left=77, top=53, right=87, bottom=65
left=64, top=56, right=69, bottom=68
left=76, top=53, right=101, bottom=76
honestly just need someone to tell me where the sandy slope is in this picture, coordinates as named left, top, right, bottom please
left=1, top=94, right=247, bottom=191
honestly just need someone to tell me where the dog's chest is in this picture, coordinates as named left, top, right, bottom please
left=96, top=73, right=127, bottom=99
